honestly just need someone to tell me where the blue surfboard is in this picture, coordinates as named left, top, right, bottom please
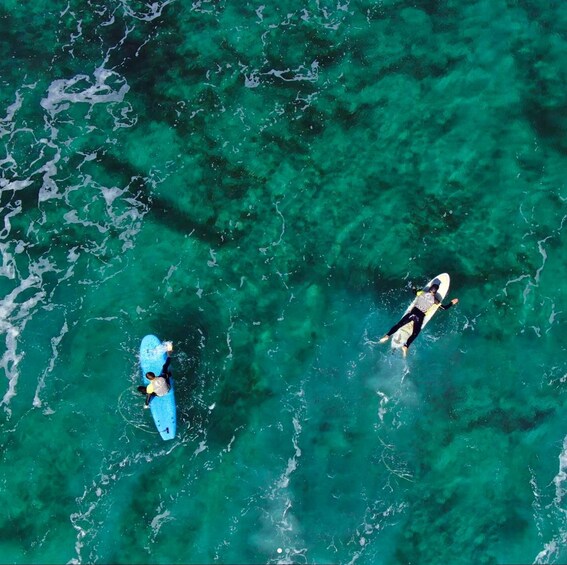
left=140, top=334, right=176, bottom=440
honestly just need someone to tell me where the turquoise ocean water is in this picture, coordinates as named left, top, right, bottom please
left=1, top=1, right=566, bottom=563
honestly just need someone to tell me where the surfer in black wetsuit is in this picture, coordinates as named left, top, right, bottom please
left=138, top=343, right=173, bottom=408
left=378, top=284, right=458, bottom=356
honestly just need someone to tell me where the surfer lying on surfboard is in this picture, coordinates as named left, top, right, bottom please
left=138, top=341, right=173, bottom=408
left=378, top=284, right=458, bottom=356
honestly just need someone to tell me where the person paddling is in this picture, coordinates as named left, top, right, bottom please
left=378, top=284, right=458, bottom=356
left=138, top=342, right=173, bottom=408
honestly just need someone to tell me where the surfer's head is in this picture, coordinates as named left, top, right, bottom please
left=429, top=283, right=440, bottom=294
left=146, top=372, right=156, bottom=380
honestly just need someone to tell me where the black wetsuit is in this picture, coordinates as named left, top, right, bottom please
left=386, top=289, right=454, bottom=348
left=138, top=357, right=171, bottom=406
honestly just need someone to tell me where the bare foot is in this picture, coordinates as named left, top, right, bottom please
left=379, top=335, right=389, bottom=344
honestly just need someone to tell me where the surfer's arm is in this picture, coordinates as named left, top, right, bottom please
left=160, top=356, right=172, bottom=387
left=162, top=356, right=171, bottom=374
left=439, top=298, right=459, bottom=310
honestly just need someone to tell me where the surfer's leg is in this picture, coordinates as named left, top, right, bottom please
left=405, top=316, right=424, bottom=348
left=386, top=312, right=414, bottom=336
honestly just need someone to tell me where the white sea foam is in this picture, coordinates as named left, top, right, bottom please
left=40, top=68, right=130, bottom=116
left=250, top=393, right=308, bottom=561
left=150, top=507, right=174, bottom=535
left=1, top=91, right=24, bottom=126
left=376, top=390, right=389, bottom=423
left=0, top=202, right=22, bottom=247
left=533, top=435, right=567, bottom=564
left=33, top=320, right=69, bottom=409
left=0, top=271, right=46, bottom=411
left=265, top=61, right=320, bottom=83
left=0, top=81, right=149, bottom=414
left=552, top=436, right=567, bottom=509
left=119, top=0, right=176, bottom=22
left=534, top=236, right=551, bottom=284
left=37, top=143, right=63, bottom=202
left=346, top=501, right=407, bottom=565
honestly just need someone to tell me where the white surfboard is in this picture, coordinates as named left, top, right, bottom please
left=391, top=273, right=451, bottom=349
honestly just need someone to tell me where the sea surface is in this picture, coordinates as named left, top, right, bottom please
left=0, top=1, right=566, bottom=564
